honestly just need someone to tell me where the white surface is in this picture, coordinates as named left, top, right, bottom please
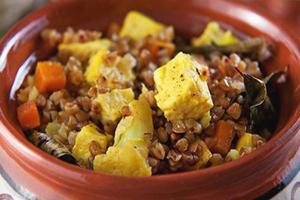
left=273, top=170, right=300, bottom=200
left=0, top=175, right=23, bottom=200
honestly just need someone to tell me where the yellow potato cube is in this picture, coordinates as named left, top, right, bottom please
left=72, top=124, right=112, bottom=165
left=236, top=133, right=253, bottom=152
left=84, top=50, right=107, bottom=84
left=95, top=88, right=134, bottom=123
left=93, top=140, right=151, bottom=176
left=58, top=39, right=111, bottom=61
left=192, top=22, right=240, bottom=47
left=84, top=50, right=136, bottom=87
left=120, top=11, right=165, bottom=40
left=154, top=52, right=213, bottom=121
left=93, top=95, right=153, bottom=176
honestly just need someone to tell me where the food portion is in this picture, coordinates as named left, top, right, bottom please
left=16, top=11, right=286, bottom=176
left=93, top=94, right=153, bottom=176
left=154, top=52, right=213, bottom=121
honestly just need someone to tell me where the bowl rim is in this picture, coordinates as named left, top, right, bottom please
left=1, top=0, right=300, bottom=183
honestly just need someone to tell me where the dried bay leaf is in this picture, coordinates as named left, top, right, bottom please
left=237, top=68, right=286, bottom=133
left=176, top=37, right=271, bottom=62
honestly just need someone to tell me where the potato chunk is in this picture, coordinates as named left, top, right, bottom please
left=120, top=11, right=165, bottom=40
left=236, top=133, right=265, bottom=153
left=154, top=52, right=213, bottom=121
left=72, top=124, right=112, bottom=165
left=192, top=22, right=240, bottom=47
left=95, top=88, right=134, bottom=123
left=236, top=133, right=253, bottom=152
left=93, top=95, right=153, bottom=176
left=58, top=39, right=111, bottom=61
left=84, top=50, right=136, bottom=87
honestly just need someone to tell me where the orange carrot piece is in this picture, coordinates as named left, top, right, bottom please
left=213, top=120, right=235, bottom=155
left=17, top=101, right=40, bottom=129
left=34, top=61, right=66, bottom=93
left=147, top=38, right=175, bottom=59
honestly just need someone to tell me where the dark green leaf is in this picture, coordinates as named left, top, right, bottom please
left=28, top=131, right=77, bottom=164
left=176, top=37, right=271, bottom=61
left=237, top=68, right=286, bottom=134
left=264, top=66, right=288, bottom=95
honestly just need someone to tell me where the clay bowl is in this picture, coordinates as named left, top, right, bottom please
left=1, top=0, right=300, bottom=199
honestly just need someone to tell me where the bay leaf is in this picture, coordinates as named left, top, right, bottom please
left=237, top=68, right=286, bottom=134
left=176, top=37, right=271, bottom=62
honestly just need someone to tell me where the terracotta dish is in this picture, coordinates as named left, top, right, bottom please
left=0, top=0, right=300, bottom=199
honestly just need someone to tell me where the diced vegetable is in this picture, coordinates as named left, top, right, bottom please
left=213, top=120, right=235, bottom=155
left=58, top=39, right=111, bottom=61
left=45, top=122, right=61, bottom=136
left=95, top=88, right=135, bottom=123
left=192, top=22, right=240, bottom=47
left=84, top=50, right=107, bottom=83
left=72, top=124, right=112, bottom=165
left=84, top=50, right=136, bottom=87
left=120, top=11, right=165, bottom=40
left=147, top=38, right=175, bottom=58
left=225, top=149, right=240, bottom=161
left=17, top=101, right=40, bottom=129
left=199, top=111, right=211, bottom=128
left=236, top=133, right=253, bottom=152
left=113, top=95, right=153, bottom=147
left=187, top=139, right=212, bottom=170
left=28, top=86, right=39, bottom=101
left=34, top=61, right=66, bottom=93
left=93, top=95, right=153, bottom=176
left=154, top=52, right=213, bottom=121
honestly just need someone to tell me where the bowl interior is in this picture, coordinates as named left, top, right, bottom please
left=0, top=0, right=300, bottom=174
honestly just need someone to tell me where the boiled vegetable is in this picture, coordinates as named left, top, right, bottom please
left=17, top=101, right=40, bottom=129
left=45, top=122, right=61, bottom=136
left=192, top=22, right=240, bottom=47
left=72, top=124, right=112, bottom=165
left=58, top=39, right=111, bottom=61
left=95, top=88, right=135, bottom=123
left=84, top=50, right=136, bottom=87
left=154, top=52, right=213, bottom=121
left=34, top=61, right=66, bottom=93
left=236, top=133, right=265, bottom=153
left=236, top=133, right=253, bottom=152
left=213, top=120, right=235, bottom=155
left=120, top=11, right=165, bottom=40
left=93, top=95, right=153, bottom=176
left=225, top=149, right=240, bottom=161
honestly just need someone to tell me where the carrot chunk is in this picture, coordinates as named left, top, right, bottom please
left=34, top=61, right=66, bottom=93
left=147, top=38, right=175, bottom=60
left=213, top=120, right=235, bottom=155
left=17, top=101, right=40, bottom=129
